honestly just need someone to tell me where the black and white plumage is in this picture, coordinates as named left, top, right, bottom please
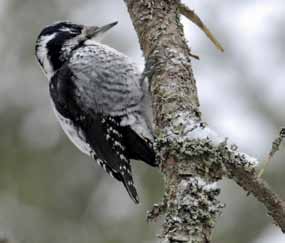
left=35, top=21, right=158, bottom=203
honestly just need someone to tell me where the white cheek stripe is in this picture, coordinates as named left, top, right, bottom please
left=36, top=33, right=56, bottom=79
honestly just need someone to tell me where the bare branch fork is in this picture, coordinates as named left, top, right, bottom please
left=124, top=0, right=285, bottom=242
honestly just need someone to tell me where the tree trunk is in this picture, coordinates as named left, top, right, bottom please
left=124, top=0, right=285, bottom=242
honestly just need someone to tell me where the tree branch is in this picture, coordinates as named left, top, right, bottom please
left=224, top=154, right=285, bottom=232
left=124, top=0, right=285, bottom=242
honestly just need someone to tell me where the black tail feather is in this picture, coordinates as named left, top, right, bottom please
left=123, top=126, right=158, bottom=167
left=84, top=115, right=140, bottom=203
left=121, top=173, right=139, bottom=204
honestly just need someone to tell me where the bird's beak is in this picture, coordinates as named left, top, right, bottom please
left=97, top=21, right=118, bottom=34
left=85, top=21, right=118, bottom=40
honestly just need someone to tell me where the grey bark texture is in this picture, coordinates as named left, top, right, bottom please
left=124, top=0, right=285, bottom=242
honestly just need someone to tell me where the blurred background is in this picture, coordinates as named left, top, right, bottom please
left=0, top=0, right=284, bottom=242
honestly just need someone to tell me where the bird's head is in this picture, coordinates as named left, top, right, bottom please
left=35, top=21, right=118, bottom=79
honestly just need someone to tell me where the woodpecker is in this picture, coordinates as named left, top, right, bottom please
left=35, top=21, right=158, bottom=203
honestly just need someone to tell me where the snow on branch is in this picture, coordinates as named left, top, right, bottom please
left=163, top=112, right=285, bottom=232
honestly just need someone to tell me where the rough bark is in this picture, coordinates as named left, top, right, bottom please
left=124, top=0, right=285, bottom=242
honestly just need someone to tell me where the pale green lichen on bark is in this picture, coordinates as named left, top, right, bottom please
left=154, top=114, right=228, bottom=242
left=125, top=0, right=285, bottom=241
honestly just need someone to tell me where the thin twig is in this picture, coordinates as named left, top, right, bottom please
left=178, top=3, right=224, bottom=52
left=258, top=128, right=285, bottom=177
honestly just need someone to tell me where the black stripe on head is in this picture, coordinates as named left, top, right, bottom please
left=39, top=21, right=82, bottom=37
left=37, top=21, right=84, bottom=71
